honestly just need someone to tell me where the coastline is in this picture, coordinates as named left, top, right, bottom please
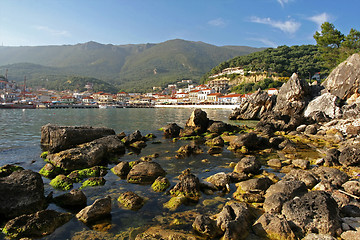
left=154, top=104, right=240, bottom=109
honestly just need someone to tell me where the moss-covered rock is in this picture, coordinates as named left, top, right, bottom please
left=67, top=166, right=107, bottom=183
left=50, top=175, right=73, bottom=191
left=0, top=164, right=24, bottom=177
left=118, top=191, right=145, bottom=210
left=111, top=161, right=131, bottom=178
left=80, top=177, right=106, bottom=189
left=40, top=151, right=48, bottom=159
left=163, top=196, right=187, bottom=211
left=151, top=176, right=170, bottom=192
left=39, top=163, right=62, bottom=178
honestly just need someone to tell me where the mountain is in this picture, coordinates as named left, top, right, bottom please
left=0, top=40, right=264, bottom=92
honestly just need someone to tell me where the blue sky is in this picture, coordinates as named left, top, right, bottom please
left=0, top=0, right=359, bottom=47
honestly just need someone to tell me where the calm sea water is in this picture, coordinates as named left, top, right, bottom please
left=0, top=108, right=255, bottom=240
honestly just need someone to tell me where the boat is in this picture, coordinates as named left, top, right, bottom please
left=0, top=103, right=36, bottom=109
left=98, top=104, right=117, bottom=109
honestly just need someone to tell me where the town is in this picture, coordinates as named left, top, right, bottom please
left=0, top=69, right=280, bottom=109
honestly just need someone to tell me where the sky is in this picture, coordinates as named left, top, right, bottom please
left=0, top=0, right=359, bottom=48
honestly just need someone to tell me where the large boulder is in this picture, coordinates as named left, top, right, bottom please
left=252, top=213, right=296, bottom=240
left=41, top=124, right=115, bottom=153
left=229, top=90, right=276, bottom=120
left=281, top=191, right=341, bottom=237
left=229, top=132, right=267, bottom=151
left=339, top=145, right=360, bottom=167
left=2, top=210, right=72, bottom=239
left=313, top=166, right=349, bottom=187
left=161, top=123, right=182, bottom=138
left=304, top=93, right=341, bottom=119
left=273, top=73, right=311, bottom=116
left=184, top=108, right=209, bottom=134
left=127, top=161, right=166, bottom=184
left=0, top=170, right=46, bottom=221
left=322, top=53, right=360, bottom=102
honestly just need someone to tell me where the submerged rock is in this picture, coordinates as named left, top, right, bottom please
left=161, top=123, right=182, bottom=138
left=176, top=143, right=203, bottom=158
left=118, top=191, right=145, bottom=210
left=151, top=176, right=170, bottom=192
left=50, top=174, right=73, bottom=191
left=76, top=196, right=112, bottom=223
left=127, top=161, right=166, bottom=184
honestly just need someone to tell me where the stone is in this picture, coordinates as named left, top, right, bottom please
left=76, top=196, right=112, bottom=223
left=229, top=132, right=266, bottom=151
left=205, top=136, right=224, bottom=147
left=252, top=213, right=296, bottom=240
left=341, top=230, right=360, bottom=240
left=175, top=143, right=203, bottom=158
left=111, top=161, right=130, bottom=178
left=236, top=177, right=273, bottom=193
left=161, top=123, right=182, bottom=138
left=122, top=130, right=143, bottom=145
left=169, top=169, right=201, bottom=202
left=80, top=177, right=106, bottom=189
left=234, top=156, right=261, bottom=174
left=184, top=108, right=209, bottom=134
left=50, top=174, right=73, bottom=191
left=151, top=176, right=170, bottom=192
left=296, top=124, right=307, bottom=132
left=127, top=161, right=166, bottom=184
left=207, top=121, right=232, bottom=134
left=53, top=189, right=87, bottom=209
left=192, top=215, right=222, bottom=238
left=282, top=191, right=341, bottom=237
left=322, top=53, right=360, bottom=101
left=302, top=233, right=337, bottom=240
left=263, top=192, right=288, bottom=213
left=227, top=171, right=249, bottom=183
left=0, top=164, right=24, bottom=178
left=323, top=148, right=340, bottom=167
left=282, top=169, right=319, bottom=189
left=205, top=172, right=230, bottom=191
left=207, top=146, right=223, bottom=155
left=341, top=204, right=360, bottom=217
left=292, top=159, right=309, bottom=170
left=40, top=124, right=115, bottom=153
left=339, top=145, right=360, bottom=167
left=342, top=217, right=360, bottom=232
left=135, top=226, right=199, bottom=240
left=304, top=125, right=318, bottom=135
left=39, top=163, right=62, bottom=178
left=265, top=179, right=308, bottom=199
left=304, top=93, right=341, bottom=119
left=67, top=166, right=107, bottom=183
left=0, top=170, right=46, bottom=220
left=313, top=166, right=349, bottom=187
left=267, top=159, right=282, bottom=168
left=118, top=191, right=145, bottom=210
left=2, top=210, right=72, bottom=239
left=342, top=180, right=360, bottom=197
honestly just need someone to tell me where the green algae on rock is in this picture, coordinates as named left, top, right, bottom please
left=151, top=176, right=170, bottom=192
left=67, top=166, right=107, bottom=183
left=80, top=177, right=106, bottom=189
left=118, top=191, right=145, bottom=210
left=39, top=163, right=62, bottom=178
left=50, top=174, right=73, bottom=191
left=0, top=164, right=24, bottom=177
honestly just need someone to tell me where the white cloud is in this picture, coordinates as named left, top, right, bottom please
left=308, top=13, right=331, bottom=28
left=34, top=26, right=70, bottom=37
left=249, top=38, right=277, bottom=48
left=250, top=16, right=301, bottom=34
left=208, top=18, right=226, bottom=27
left=277, top=0, right=289, bottom=8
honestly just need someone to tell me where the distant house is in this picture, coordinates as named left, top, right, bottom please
left=60, top=96, right=76, bottom=104
left=82, top=96, right=94, bottom=104
left=98, top=93, right=113, bottom=103
left=219, top=94, right=243, bottom=104
left=267, top=88, right=278, bottom=96
left=207, top=93, right=222, bottom=103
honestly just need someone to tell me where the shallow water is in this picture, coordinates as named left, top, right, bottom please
left=0, top=108, right=259, bottom=240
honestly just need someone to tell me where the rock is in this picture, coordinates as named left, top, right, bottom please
left=214, top=201, right=253, bottom=240
left=122, top=130, right=143, bottom=145
left=80, top=177, right=106, bottom=189
left=282, top=169, right=319, bottom=189
left=229, top=132, right=266, bottom=151
left=184, top=108, right=209, bottom=134
left=192, top=215, right=222, bottom=238
left=0, top=170, right=46, bottom=220
left=127, top=161, right=166, bottom=184
left=169, top=169, right=201, bottom=202
left=67, top=166, right=107, bottom=183
left=342, top=180, right=360, bottom=197
left=252, top=213, right=296, bottom=240
left=48, top=135, right=125, bottom=172
left=205, top=135, right=224, bottom=147
left=234, top=156, right=261, bottom=174
left=282, top=191, right=341, bottom=237
left=207, top=146, right=223, bottom=155
left=2, top=210, right=72, bottom=239
left=161, top=123, right=182, bottom=138
left=163, top=196, right=187, bottom=211
left=129, top=140, right=147, bottom=149
left=322, top=53, right=360, bottom=101
left=0, top=164, right=24, bottom=177
left=76, top=196, right=112, bottom=223
left=265, top=179, right=308, bottom=199
left=313, top=166, right=349, bottom=187
left=207, top=121, right=232, bottom=134
left=205, top=172, right=230, bottom=191
left=39, top=163, right=62, bottom=178
left=111, top=161, right=131, bottom=178
left=257, top=112, right=306, bottom=133
left=135, top=226, right=200, bottom=240
left=263, top=192, right=288, bottom=214
left=302, top=233, right=337, bottom=240
left=227, top=171, right=249, bottom=183
left=308, top=111, right=331, bottom=123
left=296, top=124, right=307, bottom=133
left=151, top=176, right=170, bottom=192
left=304, top=125, right=318, bottom=135
left=341, top=230, right=360, bottom=240
left=273, top=73, right=311, bottom=116
left=176, top=143, right=203, bottom=158
left=118, top=191, right=145, bottom=210
left=292, top=159, right=309, bottom=169
left=304, top=93, right=341, bottom=119
left=269, top=136, right=287, bottom=149
left=53, top=189, right=87, bottom=209
left=229, top=90, right=276, bottom=120
left=323, top=148, right=341, bottom=167
left=233, top=178, right=272, bottom=203
left=40, top=124, right=115, bottom=153
left=339, top=145, right=360, bottom=167
left=267, top=159, right=282, bottom=168
left=50, top=174, right=73, bottom=191
left=341, top=204, right=360, bottom=217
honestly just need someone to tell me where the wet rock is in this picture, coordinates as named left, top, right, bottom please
left=127, top=161, right=166, bottom=184
left=342, top=217, right=360, bottom=232
left=0, top=170, right=46, bottom=221
left=2, top=210, right=72, bottom=239
left=151, top=176, right=170, bottom=192
left=205, top=172, right=230, bottom=191
left=111, top=161, right=131, bottom=178
left=252, top=213, right=296, bottom=240
left=323, top=148, right=340, bottom=167
left=265, top=179, right=308, bottom=199
left=184, top=108, right=209, bottom=134
left=227, top=171, right=249, bottom=183
left=176, top=143, right=203, bottom=158
left=50, top=174, right=73, bottom=191
left=118, top=191, right=145, bottom=210
left=282, top=191, right=341, bottom=237
left=342, top=180, right=360, bottom=197
left=313, top=166, right=349, bottom=188
left=39, top=163, right=62, bottom=178
left=339, top=145, right=360, bottom=167
left=341, top=204, right=360, bottom=217
left=192, top=215, right=222, bottom=238
left=229, top=132, right=266, bottom=151
left=322, top=53, right=360, bottom=101
left=135, top=226, right=200, bottom=240
left=122, top=130, right=144, bottom=145
left=129, top=140, right=147, bottom=149
left=207, top=121, right=231, bottom=134
left=67, top=166, right=107, bottom=183
left=269, top=136, right=287, bottom=149
left=229, top=90, right=276, bottom=120
left=304, top=93, right=341, bottom=119
left=234, top=156, right=261, bottom=174
left=80, top=177, right=106, bottom=189
left=76, top=196, right=112, bottom=223
left=205, top=136, right=224, bottom=147
left=267, top=158, right=282, bottom=168
left=161, top=123, right=182, bottom=138
left=282, top=169, right=319, bottom=189
left=0, top=164, right=24, bottom=178
left=263, top=192, right=288, bottom=214
left=53, top=189, right=87, bottom=209
left=170, top=169, right=201, bottom=202
left=292, top=159, right=309, bottom=170
left=214, top=201, right=253, bottom=240
left=234, top=177, right=272, bottom=203
left=163, top=196, right=187, bottom=211
left=40, top=124, right=115, bottom=153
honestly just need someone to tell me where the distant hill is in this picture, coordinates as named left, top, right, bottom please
left=0, top=40, right=264, bottom=92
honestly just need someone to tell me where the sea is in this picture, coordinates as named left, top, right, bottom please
left=0, top=108, right=258, bottom=239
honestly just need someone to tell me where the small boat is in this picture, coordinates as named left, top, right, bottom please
left=98, top=104, right=117, bottom=109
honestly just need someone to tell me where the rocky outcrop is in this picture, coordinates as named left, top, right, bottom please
left=2, top=210, right=72, bottom=239
left=304, top=93, right=341, bottom=119
left=229, top=90, right=276, bottom=120
left=76, top=196, right=112, bottom=223
left=322, top=53, right=360, bottom=102
left=0, top=170, right=46, bottom=221
left=41, top=124, right=115, bottom=153
left=126, top=161, right=166, bottom=184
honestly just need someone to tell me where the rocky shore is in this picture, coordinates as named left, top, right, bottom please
left=1, top=54, right=360, bottom=239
